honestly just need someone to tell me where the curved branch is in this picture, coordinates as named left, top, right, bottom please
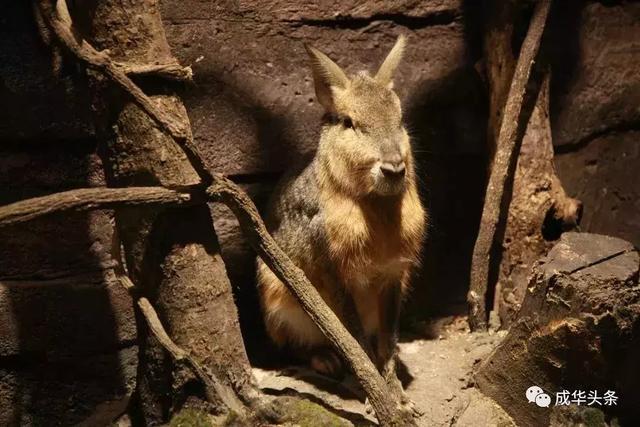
left=0, top=187, right=193, bottom=228
left=37, top=0, right=188, bottom=141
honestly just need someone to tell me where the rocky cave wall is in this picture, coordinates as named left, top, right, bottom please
left=0, top=1, right=638, bottom=424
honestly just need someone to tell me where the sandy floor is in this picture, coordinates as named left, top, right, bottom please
left=254, top=318, right=515, bottom=426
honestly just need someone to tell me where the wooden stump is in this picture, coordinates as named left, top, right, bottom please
left=476, top=232, right=640, bottom=427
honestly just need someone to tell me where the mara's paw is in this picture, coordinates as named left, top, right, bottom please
left=364, top=396, right=422, bottom=419
left=398, top=395, right=423, bottom=419
left=387, top=372, right=423, bottom=418
left=310, top=347, right=345, bottom=379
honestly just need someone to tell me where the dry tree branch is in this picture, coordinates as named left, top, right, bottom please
left=115, top=62, right=194, bottom=82
left=467, top=0, right=553, bottom=331
left=0, top=187, right=193, bottom=228
left=117, top=275, right=246, bottom=416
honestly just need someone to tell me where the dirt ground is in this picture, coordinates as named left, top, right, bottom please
left=254, top=317, right=515, bottom=426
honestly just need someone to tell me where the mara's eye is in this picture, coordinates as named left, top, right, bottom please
left=342, top=117, right=354, bottom=130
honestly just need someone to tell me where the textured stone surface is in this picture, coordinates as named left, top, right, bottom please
left=0, top=274, right=136, bottom=357
left=551, top=1, right=640, bottom=247
left=160, top=0, right=479, bottom=176
left=555, top=131, right=640, bottom=249
left=550, top=2, right=640, bottom=150
left=477, top=233, right=640, bottom=427
left=0, top=144, right=136, bottom=357
left=0, top=6, right=132, bottom=420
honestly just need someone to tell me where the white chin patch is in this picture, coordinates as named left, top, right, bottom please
left=370, top=166, right=405, bottom=196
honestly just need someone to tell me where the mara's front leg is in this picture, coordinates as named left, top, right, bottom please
left=341, top=288, right=377, bottom=364
left=376, top=282, right=401, bottom=380
left=377, top=282, right=421, bottom=416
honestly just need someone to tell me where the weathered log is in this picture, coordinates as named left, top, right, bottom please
left=117, top=274, right=245, bottom=416
left=476, top=232, right=640, bottom=427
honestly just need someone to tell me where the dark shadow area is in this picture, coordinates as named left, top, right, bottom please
left=175, top=67, right=310, bottom=176
left=0, top=3, right=131, bottom=425
left=0, top=4, right=94, bottom=142
left=401, top=1, right=488, bottom=323
left=0, top=144, right=133, bottom=426
left=547, top=0, right=585, bottom=141
left=404, top=66, right=489, bottom=320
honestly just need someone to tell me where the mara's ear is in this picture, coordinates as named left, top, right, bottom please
left=305, top=44, right=349, bottom=112
left=375, top=35, right=406, bottom=87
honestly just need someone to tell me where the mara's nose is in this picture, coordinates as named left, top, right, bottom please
left=380, top=160, right=406, bottom=178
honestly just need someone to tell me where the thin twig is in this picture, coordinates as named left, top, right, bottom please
left=467, top=0, right=552, bottom=331
left=0, top=187, right=193, bottom=228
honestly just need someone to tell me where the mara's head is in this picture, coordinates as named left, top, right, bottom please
left=307, top=36, right=413, bottom=198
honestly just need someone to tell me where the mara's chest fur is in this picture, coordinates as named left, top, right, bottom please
left=320, top=184, right=426, bottom=287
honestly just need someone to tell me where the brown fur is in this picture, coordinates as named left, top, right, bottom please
left=257, top=36, right=426, bottom=374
